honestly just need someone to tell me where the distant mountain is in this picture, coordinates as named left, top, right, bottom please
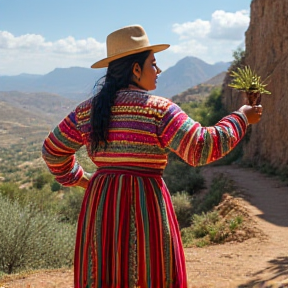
left=203, top=71, right=227, bottom=86
left=0, top=67, right=105, bottom=100
left=171, top=71, right=226, bottom=104
left=154, top=57, right=230, bottom=98
left=0, top=57, right=230, bottom=101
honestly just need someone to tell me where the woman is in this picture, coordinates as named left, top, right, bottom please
left=42, top=25, right=263, bottom=288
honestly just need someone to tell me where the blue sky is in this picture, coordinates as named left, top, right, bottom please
left=0, top=0, right=252, bottom=75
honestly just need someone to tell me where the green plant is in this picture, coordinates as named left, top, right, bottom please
left=33, top=173, right=54, bottom=189
left=163, top=157, right=205, bottom=196
left=0, top=195, right=75, bottom=274
left=195, top=238, right=210, bottom=248
left=191, top=211, right=219, bottom=238
left=203, top=88, right=228, bottom=126
left=195, top=174, right=235, bottom=214
left=180, top=88, right=227, bottom=127
left=229, top=216, right=243, bottom=232
left=231, top=47, right=245, bottom=66
left=181, top=211, right=229, bottom=247
left=59, top=187, right=85, bottom=223
left=51, top=180, right=62, bottom=192
left=0, top=182, right=21, bottom=202
left=171, top=191, right=193, bottom=229
left=229, top=66, right=271, bottom=94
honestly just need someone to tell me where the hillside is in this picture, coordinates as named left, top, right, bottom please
left=0, top=68, right=227, bottom=148
left=171, top=84, right=217, bottom=104
left=2, top=165, right=288, bottom=287
left=171, top=71, right=226, bottom=103
left=154, top=57, right=229, bottom=98
left=0, top=91, right=77, bottom=147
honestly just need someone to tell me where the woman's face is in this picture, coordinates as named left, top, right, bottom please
left=133, top=51, right=161, bottom=91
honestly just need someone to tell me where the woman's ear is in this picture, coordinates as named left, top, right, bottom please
left=132, top=63, right=142, bottom=81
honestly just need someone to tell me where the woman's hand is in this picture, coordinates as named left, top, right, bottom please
left=238, top=105, right=263, bottom=124
left=77, top=177, right=90, bottom=189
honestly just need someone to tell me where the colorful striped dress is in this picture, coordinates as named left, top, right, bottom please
left=42, top=86, right=248, bottom=288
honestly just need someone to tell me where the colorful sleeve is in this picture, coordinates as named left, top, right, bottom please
left=42, top=110, right=91, bottom=187
left=158, top=102, right=248, bottom=166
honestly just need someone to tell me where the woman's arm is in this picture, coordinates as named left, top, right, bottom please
left=158, top=102, right=260, bottom=167
left=42, top=110, right=91, bottom=189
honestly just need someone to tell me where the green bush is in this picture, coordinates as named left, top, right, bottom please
left=1, top=183, right=61, bottom=215
left=0, top=182, right=21, bottom=202
left=164, top=156, right=205, bottom=195
left=32, top=172, right=54, bottom=189
left=0, top=195, right=75, bottom=274
left=229, top=216, right=243, bottom=232
left=51, top=180, right=62, bottom=192
left=171, top=191, right=193, bottom=229
left=231, top=47, right=246, bottom=67
left=180, top=88, right=227, bottom=127
left=194, top=173, right=235, bottom=214
left=191, top=211, right=219, bottom=238
left=180, top=173, right=247, bottom=247
left=202, top=88, right=227, bottom=127
left=59, top=187, right=84, bottom=223
left=181, top=211, right=229, bottom=247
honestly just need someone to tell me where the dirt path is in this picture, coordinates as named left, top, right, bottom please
left=1, top=165, right=288, bottom=288
left=185, top=165, right=288, bottom=288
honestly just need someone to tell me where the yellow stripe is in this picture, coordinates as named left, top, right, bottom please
left=95, top=157, right=167, bottom=164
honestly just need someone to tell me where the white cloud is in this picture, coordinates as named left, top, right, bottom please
left=0, top=31, right=106, bottom=75
left=0, top=31, right=50, bottom=50
left=169, top=39, right=208, bottom=56
left=51, top=36, right=105, bottom=54
left=0, top=31, right=105, bottom=54
left=209, top=10, right=250, bottom=40
left=170, top=10, right=250, bottom=64
left=172, top=19, right=210, bottom=40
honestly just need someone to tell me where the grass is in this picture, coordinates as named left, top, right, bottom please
left=179, top=173, right=247, bottom=248
left=194, top=173, right=236, bottom=214
left=181, top=210, right=244, bottom=248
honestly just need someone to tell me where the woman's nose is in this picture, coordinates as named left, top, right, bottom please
left=156, top=65, right=162, bottom=74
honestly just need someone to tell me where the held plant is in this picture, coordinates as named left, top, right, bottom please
left=229, top=66, right=271, bottom=105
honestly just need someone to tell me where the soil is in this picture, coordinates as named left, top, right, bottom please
left=1, top=165, right=288, bottom=288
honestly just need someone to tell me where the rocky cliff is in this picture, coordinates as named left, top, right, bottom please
left=222, top=0, right=288, bottom=170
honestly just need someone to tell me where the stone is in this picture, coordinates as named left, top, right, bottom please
left=222, top=0, right=288, bottom=169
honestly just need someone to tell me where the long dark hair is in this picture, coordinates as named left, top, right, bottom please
left=90, top=50, right=151, bottom=152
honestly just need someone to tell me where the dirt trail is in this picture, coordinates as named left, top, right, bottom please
left=186, top=165, right=288, bottom=288
left=1, top=165, right=288, bottom=288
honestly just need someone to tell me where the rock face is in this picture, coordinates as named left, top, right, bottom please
left=222, top=0, right=288, bottom=169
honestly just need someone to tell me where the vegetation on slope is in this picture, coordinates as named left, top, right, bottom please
left=0, top=86, right=248, bottom=276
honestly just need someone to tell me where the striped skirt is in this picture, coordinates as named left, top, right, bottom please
left=74, top=167, right=187, bottom=288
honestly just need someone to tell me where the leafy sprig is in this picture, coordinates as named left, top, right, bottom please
left=229, top=66, right=271, bottom=95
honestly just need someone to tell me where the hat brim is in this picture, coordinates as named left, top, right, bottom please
left=91, top=44, right=170, bottom=68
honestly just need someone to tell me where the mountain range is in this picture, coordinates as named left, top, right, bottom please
left=0, top=56, right=230, bottom=100
left=0, top=67, right=105, bottom=100
left=154, top=57, right=230, bottom=97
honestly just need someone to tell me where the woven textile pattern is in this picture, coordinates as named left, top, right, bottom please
left=42, top=87, right=248, bottom=288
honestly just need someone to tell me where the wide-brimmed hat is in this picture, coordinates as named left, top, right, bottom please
left=91, top=25, right=170, bottom=68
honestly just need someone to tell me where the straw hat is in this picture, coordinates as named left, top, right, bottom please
left=91, top=25, right=170, bottom=68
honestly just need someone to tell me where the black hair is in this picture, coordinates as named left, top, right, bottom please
left=90, top=50, right=151, bottom=152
